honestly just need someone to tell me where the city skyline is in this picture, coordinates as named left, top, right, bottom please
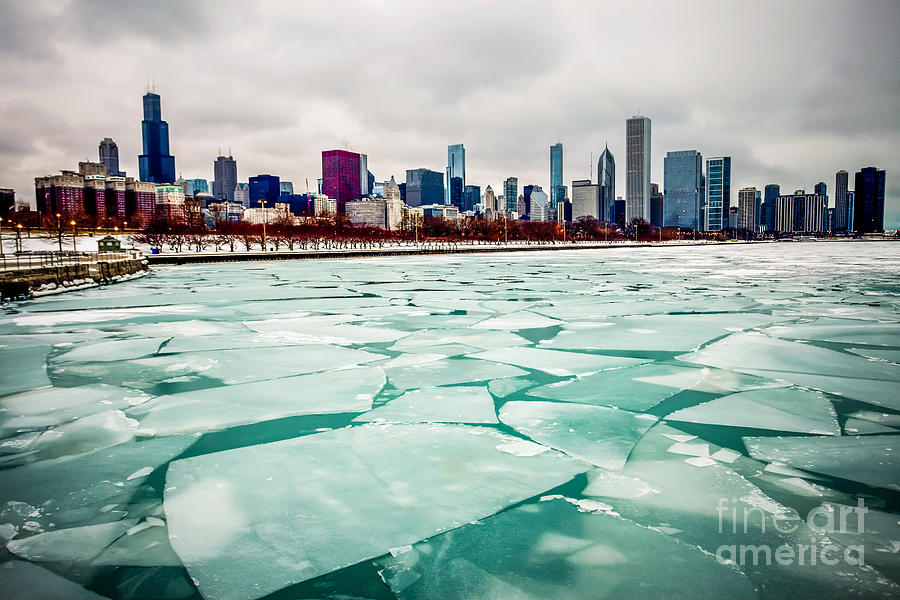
left=1, top=1, right=898, bottom=226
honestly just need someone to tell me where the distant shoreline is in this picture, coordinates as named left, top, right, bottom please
left=144, top=237, right=896, bottom=266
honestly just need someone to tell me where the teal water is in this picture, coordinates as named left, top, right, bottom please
left=0, top=242, right=899, bottom=599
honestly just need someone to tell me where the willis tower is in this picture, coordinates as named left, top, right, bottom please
left=138, top=91, right=176, bottom=184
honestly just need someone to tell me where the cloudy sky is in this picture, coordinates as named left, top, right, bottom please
left=2, top=0, right=898, bottom=225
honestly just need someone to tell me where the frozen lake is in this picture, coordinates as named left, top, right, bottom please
left=1, top=241, right=899, bottom=599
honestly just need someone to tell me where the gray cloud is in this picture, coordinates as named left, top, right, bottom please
left=1, top=0, right=898, bottom=226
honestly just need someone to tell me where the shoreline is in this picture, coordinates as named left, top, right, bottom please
left=144, top=237, right=896, bottom=265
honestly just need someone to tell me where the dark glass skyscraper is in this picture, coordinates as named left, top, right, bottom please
left=550, top=142, right=565, bottom=208
left=504, top=177, right=518, bottom=213
left=834, top=170, right=849, bottom=231
left=249, top=174, right=281, bottom=208
left=322, top=149, right=363, bottom=212
left=405, top=168, right=443, bottom=207
left=446, top=144, right=465, bottom=206
left=598, top=145, right=615, bottom=223
left=138, top=92, right=176, bottom=184
left=464, top=185, right=481, bottom=212
left=763, top=184, right=780, bottom=232
left=663, top=150, right=702, bottom=229
left=99, top=138, right=123, bottom=177
left=853, top=167, right=886, bottom=233
left=704, top=157, right=731, bottom=231
left=214, top=154, right=238, bottom=203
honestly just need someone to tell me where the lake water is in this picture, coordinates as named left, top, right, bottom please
left=1, top=241, right=899, bottom=600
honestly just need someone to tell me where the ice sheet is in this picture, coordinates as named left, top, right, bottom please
left=470, top=347, right=646, bottom=376
left=0, top=346, right=51, bottom=396
left=131, top=366, right=385, bottom=436
left=385, top=358, right=527, bottom=390
left=665, top=387, right=840, bottom=435
left=498, top=401, right=657, bottom=470
left=743, top=434, right=900, bottom=491
left=0, top=560, right=110, bottom=599
left=353, top=386, right=498, bottom=424
left=164, top=423, right=587, bottom=600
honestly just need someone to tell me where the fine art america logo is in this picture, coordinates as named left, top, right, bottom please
left=715, top=498, right=867, bottom=566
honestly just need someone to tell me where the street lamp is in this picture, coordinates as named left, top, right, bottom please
left=16, top=223, right=23, bottom=253
left=258, top=199, right=267, bottom=251
left=0, top=217, right=4, bottom=255
left=56, top=213, right=62, bottom=252
left=70, top=220, right=77, bottom=251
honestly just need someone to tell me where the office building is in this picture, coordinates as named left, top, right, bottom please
left=464, top=185, right=481, bottom=213
left=737, top=187, right=758, bottom=231
left=0, top=188, right=14, bottom=217
left=763, top=184, right=780, bottom=232
left=626, top=115, right=651, bottom=222
left=249, top=174, right=281, bottom=208
left=571, top=179, right=599, bottom=220
left=138, top=92, right=176, bottom=184
left=550, top=142, right=565, bottom=208
left=814, top=181, right=827, bottom=198
left=614, top=198, right=626, bottom=229
left=503, top=177, right=518, bottom=213
left=99, top=138, right=124, bottom=177
left=703, top=156, right=731, bottom=231
left=834, top=170, right=849, bottom=231
left=405, top=168, right=443, bottom=207
left=234, top=183, right=249, bottom=207
left=650, top=183, right=664, bottom=227
left=322, top=150, right=363, bottom=212
left=663, top=150, right=702, bottom=229
left=213, top=154, right=237, bottom=203
left=446, top=144, right=465, bottom=206
left=853, top=167, right=886, bottom=233
left=483, top=185, right=499, bottom=215
left=360, top=157, right=370, bottom=197
left=186, top=179, right=209, bottom=196
left=523, top=185, right=550, bottom=221
left=155, top=184, right=185, bottom=223
left=598, top=145, right=616, bottom=223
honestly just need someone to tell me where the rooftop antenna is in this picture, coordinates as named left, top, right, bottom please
left=218, top=146, right=222, bottom=156
left=590, top=151, right=593, bottom=182
left=228, top=145, right=232, bottom=157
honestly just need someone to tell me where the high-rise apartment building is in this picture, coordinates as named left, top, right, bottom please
left=834, top=170, right=849, bottom=231
left=774, top=190, right=827, bottom=233
left=211, top=155, right=237, bottom=203
left=322, top=150, right=363, bottom=213
left=853, top=167, right=886, bottom=233
left=138, top=92, right=176, bottom=184
left=663, top=150, right=702, bottom=230
left=99, top=138, right=124, bottom=177
left=625, top=115, right=651, bottom=222
left=704, top=157, right=731, bottom=231
left=446, top=144, right=465, bottom=206
left=737, top=187, right=758, bottom=231
left=597, top=145, right=615, bottom=223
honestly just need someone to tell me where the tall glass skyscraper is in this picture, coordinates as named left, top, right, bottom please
left=853, top=167, right=886, bottom=233
left=214, top=154, right=237, bottom=203
left=550, top=142, right=565, bottom=208
left=763, top=184, right=780, bottom=232
left=626, top=115, right=651, bottom=222
left=249, top=174, right=281, bottom=208
left=138, top=92, right=176, bottom=184
left=834, top=170, right=849, bottom=231
left=704, top=157, right=731, bottom=231
left=99, top=138, right=123, bottom=177
left=663, top=150, right=702, bottom=230
left=597, top=145, right=615, bottom=223
left=503, top=177, right=518, bottom=213
left=446, top=144, right=465, bottom=206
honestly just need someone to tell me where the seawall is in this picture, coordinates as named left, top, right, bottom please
left=0, top=258, right=149, bottom=301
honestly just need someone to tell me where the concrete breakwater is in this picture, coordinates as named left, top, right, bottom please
left=0, top=257, right=148, bottom=300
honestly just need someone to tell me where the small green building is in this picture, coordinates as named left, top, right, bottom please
left=97, top=236, right=122, bottom=252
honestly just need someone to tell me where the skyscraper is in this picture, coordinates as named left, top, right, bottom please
left=550, top=142, right=565, bottom=208
left=446, top=144, right=465, bottom=206
left=649, top=184, right=664, bottom=227
left=571, top=179, right=599, bottom=221
left=774, top=190, right=827, bottom=233
left=814, top=181, right=827, bottom=198
left=249, top=174, right=281, bottom=208
left=525, top=185, right=550, bottom=222
left=597, top=145, right=616, bottom=223
left=99, top=138, right=123, bottom=177
left=853, top=167, right=886, bottom=233
left=322, top=150, right=363, bottom=212
left=625, top=115, right=651, bottom=222
left=737, top=187, right=758, bottom=231
left=138, top=92, right=176, bottom=184
left=405, top=168, right=444, bottom=207
left=834, top=170, right=849, bottom=231
left=503, top=177, right=518, bottom=214
left=763, top=184, right=780, bottom=232
left=214, top=154, right=237, bottom=203
left=704, top=157, right=731, bottom=231
left=663, top=150, right=702, bottom=230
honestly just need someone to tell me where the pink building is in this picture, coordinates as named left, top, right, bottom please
left=322, top=149, right=362, bottom=213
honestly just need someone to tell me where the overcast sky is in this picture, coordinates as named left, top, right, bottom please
left=2, top=0, right=898, bottom=225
